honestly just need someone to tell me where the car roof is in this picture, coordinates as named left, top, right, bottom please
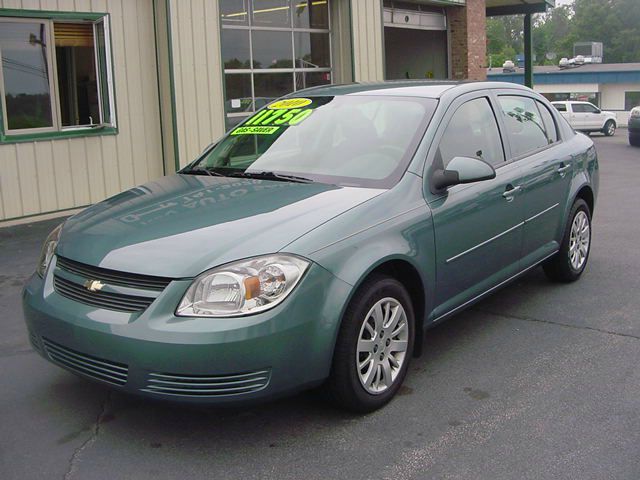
left=291, top=81, right=535, bottom=99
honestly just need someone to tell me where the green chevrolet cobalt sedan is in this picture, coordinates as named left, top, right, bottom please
left=23, top=82, right=598, bottom=412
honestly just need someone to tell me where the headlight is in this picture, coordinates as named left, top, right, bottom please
left=36, top=223, right=63, bottom=277
left=177, top=254, right=310, bottom=317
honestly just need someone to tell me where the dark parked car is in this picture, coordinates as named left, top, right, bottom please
left=23, top=82, right=598, bottom=412
left=629, top=107, right=640, bottom=147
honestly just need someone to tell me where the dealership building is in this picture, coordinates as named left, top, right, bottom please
left=0, top=0, right=553, bottom=223
left=488, top=62, right=640, bottom=127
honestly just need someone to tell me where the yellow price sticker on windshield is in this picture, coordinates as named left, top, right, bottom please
left=268, top=98, right=312, bottom=110
left=231, top=126, right=280, bottom=135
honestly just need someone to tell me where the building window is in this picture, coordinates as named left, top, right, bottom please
left=625, top=92, right=640, bottom=111
left=0, top=15, right=115, bottom=136
left=220, top=0, right=332, bottom=130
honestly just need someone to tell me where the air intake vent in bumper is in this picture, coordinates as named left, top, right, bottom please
left=42, top=338, right=128, bottom=386
left=143, top=370, right=271, bottom=397
left=29, top=332, right=42, bottom=353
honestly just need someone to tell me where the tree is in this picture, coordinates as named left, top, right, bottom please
left=571, top=0, right=640, bottom=62
left=486, top=0, right=640, bottom=66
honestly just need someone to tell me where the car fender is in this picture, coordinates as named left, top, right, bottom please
left=307, top=222, right=436, bottom=353
left=284, top=174, right=436, bottom=335
left=600, top=112, right=616, bottom=129
left=559, top=142, right=599, bottom=237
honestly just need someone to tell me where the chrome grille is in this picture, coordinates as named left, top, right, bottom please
left=143, top=370, right=271, bottom=397
left=42, top=338, right=128, bottom=386
left=57, top=256, right=172, bottom=291
left=54, top=275, right=155, bottom=313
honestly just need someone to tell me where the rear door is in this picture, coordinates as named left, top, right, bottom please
left=584, top=103, right=605, bottom=129
left=495, top=93, right=572, bottom=264
left=427, top=92, right=526, bottom=319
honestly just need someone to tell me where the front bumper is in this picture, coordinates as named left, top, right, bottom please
left=22, top=258, right=352, bottom=405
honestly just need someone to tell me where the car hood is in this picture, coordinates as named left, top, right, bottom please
left=57, top=174, right=383, bottom=277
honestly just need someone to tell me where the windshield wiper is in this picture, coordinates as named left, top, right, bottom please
left=181, top=167, right=225, bottom=177
left=227, top=171, right=315, bottom=184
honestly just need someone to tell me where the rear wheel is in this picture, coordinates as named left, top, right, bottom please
left=543, top=199, right=592, bottom=283
left=323, top=274, right=415, bottom=413
left=603, top=120, right=616, bottom=136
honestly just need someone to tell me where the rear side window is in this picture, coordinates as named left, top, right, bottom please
left=537, top=102, right=559, bottom=143
left=437, top=97, right=505, bottom=168
left=499, top=96, right=549, bottom=157
left=553, top=103, right=567, bottom=112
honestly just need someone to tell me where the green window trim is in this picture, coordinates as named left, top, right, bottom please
left=0, top=8, right=118, bottom=143
left=0, top=8, right=105, bottom=21
left=0, top=125, right=117, bottom=144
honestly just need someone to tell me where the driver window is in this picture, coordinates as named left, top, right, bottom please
left=574, top=104, right=598, bottom=114
left=437, top=98, right=505, bottom=169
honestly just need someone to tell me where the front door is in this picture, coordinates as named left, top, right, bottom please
left=427, top=94, right=526, bottom=319
left=572, top=103, right=601, bottom=130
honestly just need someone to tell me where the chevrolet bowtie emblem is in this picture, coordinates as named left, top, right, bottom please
left=84, top=280, right=105, bottom=292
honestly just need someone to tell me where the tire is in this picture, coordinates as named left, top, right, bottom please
left=543, top=199, right=592, bottom=283
left=603, top=120, right=616, bottom=136
left=323, top=274, right=415, bottom=413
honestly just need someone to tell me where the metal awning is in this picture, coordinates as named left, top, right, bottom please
left=486, top=0, right=555, bottom=16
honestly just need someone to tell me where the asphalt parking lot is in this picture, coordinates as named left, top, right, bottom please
left=1, top=133, right=639, bottom=480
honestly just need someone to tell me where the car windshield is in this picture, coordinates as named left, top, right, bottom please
left=184, top=95, right=437, bottom=188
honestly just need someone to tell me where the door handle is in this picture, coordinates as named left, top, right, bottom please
left=502, top=185, right=522, bottom=201
left=557, top=164, right=571, bottom=177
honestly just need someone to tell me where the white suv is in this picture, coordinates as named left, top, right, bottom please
left=552, top=101, right=617, bottom=136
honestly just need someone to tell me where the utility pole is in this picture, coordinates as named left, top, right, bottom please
left=524, top=13, right=533, bottom=88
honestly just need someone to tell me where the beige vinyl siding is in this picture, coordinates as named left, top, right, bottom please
left=351, top=0, right=384, bottom=82
left=330, top=0, right=354, bottom=84
left=166, top=0, right=226, bottom=170
left=0, top=0, right=164, bottom=222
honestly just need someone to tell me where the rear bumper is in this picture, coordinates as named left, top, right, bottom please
left=22, top=260, right=352, bottom=405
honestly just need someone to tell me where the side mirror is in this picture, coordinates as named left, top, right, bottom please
left=431, top=156, right=496, bottom=191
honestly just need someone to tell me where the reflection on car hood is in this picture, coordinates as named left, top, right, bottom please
left=57, top=174, right=384, bottom=277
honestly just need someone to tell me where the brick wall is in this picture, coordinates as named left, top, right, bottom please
left=448, top=0, right=487, bottom=81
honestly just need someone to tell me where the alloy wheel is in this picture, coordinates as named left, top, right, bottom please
left=569, top=210, right=590, bottom=270
left=356, top=297, right=409, bottom=394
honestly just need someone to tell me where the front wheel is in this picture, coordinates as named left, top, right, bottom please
left=543, top=199, right=592, bottom=283
left=603, top=120, right=616, bottom=136
left=323, top=274, right=415, bottom=413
